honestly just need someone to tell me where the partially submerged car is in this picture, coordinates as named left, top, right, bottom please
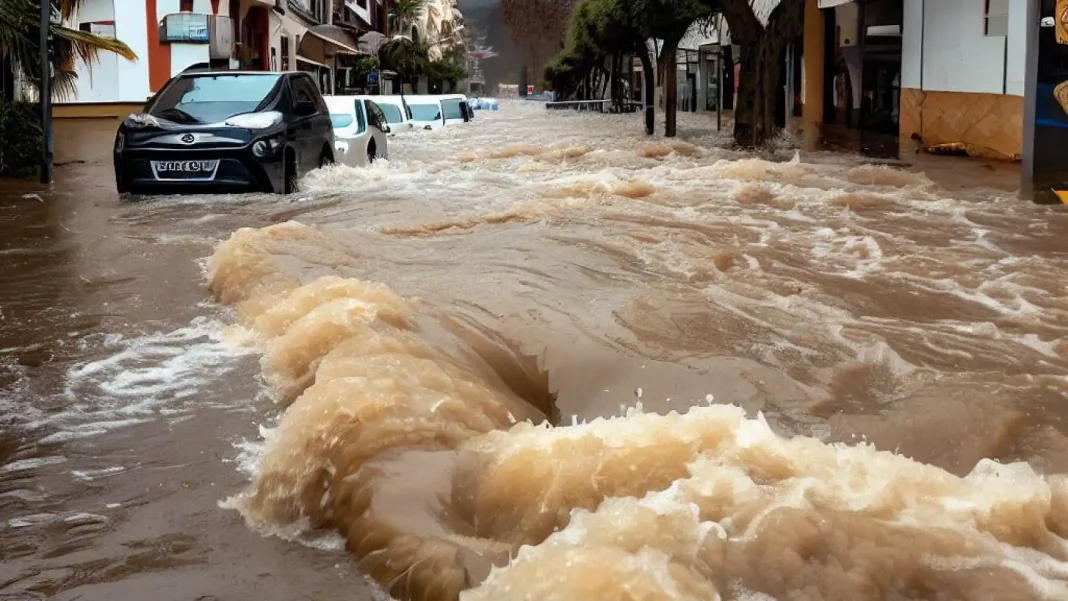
left=407, top=97, right=446, bottom=130
left=369, top=95, right=414, bottom=133
left=114, top=70, right=334, bottom=195
left=324, top=95, right=390, bottom=167
left=437, top=94, right=473, bottom=124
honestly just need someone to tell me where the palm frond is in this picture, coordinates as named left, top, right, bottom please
left=53, top=25, right=137, bottom=62
left=0, top=0, right=138, bottom=100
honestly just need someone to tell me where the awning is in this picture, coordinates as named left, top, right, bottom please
left=296, top=55, right=328, bottom=69
left=305, top=24, right=362, bottom=56
left=819, top=0, right=855, bottom=8
left=357, top=31, right=387, bottom=55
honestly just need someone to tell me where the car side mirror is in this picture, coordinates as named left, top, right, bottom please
left=381, top=123, right=391, bottom=133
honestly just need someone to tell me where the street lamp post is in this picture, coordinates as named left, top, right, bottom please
left=39, top=0, right=53, bottom=184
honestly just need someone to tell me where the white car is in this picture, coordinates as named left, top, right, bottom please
left=437, top=94, right=473, bottom=125
left=407, top=97, right=446, bottom=130
left=368, top=95, right=414, bottom=133
left=324, top=95, right=389, bottom=167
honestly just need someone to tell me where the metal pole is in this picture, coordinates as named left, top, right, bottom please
left=716, top=45, right=723, bottom=132
left=40, top=0, right=53, bottom=184
left=1021, top=0, right=1041, bottom=201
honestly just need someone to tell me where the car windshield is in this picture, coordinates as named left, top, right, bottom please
left=441, top=99, right=464, bottom=120
left=149, top=74, right=281, bottom=124
left=330, top=114, right=354, bottom=128
left=409, top=103, right=441, bottom=122
left=378, top=103, right=404, bottom=123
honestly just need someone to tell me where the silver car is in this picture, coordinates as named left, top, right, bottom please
left=324, top=95, right=390, bottom=167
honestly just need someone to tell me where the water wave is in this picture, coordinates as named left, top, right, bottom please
left=210, top=221, right=1068, bottom=601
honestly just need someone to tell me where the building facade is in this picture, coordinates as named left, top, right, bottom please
left=56, top=0, right=389, bottom=115
left=803, top=0, right=1025, bottom=160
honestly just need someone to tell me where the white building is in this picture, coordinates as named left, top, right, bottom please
left=806, top=0, right=1025, bottom=159
left=56, top=0, right=378, bottom=116
left=897, top=0, right=1025, bottom=158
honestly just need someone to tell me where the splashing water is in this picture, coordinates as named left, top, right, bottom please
left=201, top=101, right=1068, bottom=600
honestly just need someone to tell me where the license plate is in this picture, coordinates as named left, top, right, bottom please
left=151, top=159, right=219, bottom=180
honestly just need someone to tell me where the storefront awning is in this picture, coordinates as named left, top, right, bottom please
left=819, top=0, right=855, bottom=8
left=296, top=55, right=328, bottom=69
left=304, top=24, right=362, bottom=56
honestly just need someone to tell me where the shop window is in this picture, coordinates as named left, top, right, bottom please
left=984, top=0, right=1009, bottom=37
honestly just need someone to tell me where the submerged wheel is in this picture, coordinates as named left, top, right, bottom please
left=319, top=147, right=333, bottom=168
left=367, top=140, right=377, bottom=164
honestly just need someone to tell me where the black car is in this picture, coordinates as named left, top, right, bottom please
left=114, top=70, right=334, bottom=195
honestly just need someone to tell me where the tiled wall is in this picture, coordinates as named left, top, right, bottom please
left=899, top=88, right=1024, bottom=161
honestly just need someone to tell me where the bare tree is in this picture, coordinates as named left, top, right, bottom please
left=501, top=0, right=577, bottom=88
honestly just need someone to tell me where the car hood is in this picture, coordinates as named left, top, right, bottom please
left=118, top=118, right=283, bottom=150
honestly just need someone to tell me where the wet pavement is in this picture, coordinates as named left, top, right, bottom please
left=2, top=104, right=1067, bottom=601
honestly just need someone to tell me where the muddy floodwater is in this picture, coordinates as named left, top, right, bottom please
left=2, top=102, right=1068, bottom=601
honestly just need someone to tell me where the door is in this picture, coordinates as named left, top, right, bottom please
left=365, top=100, right=389, bottom=158
left=290, top=74, right=331, bottom=171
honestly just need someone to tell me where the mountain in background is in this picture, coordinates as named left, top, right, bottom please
left=458, top=0, right=521, bottom=92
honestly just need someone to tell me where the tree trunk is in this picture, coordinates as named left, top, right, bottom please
left=662, top=40, right=680, bottom=138
left=639, top=49, right=655, bottom=135
left=726, top=0, right=804, bottom=148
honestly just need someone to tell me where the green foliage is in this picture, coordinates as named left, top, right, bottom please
left=0, top=101, right=43, bottom=178
left=425, top=59, right=468, bottom=88
left=0, top=0, right=137, bottom=101
left=378, top=37, right=429, bottom=82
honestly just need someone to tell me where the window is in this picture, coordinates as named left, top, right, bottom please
left=180, top=0, right=194, bottom=11
left=441, top=98, right=463, bottom=121
left=291, top=75, right=328, bottom=113
left=984, top=0, right=1009, bottom=37
left=409, top=103, right=441, bottom=122
left=366, top=100, right=389, bottom=130
left=292, top=77, right=318, bottom=106
left=312, top=0, right=327, bottom=22
left=149, top=73, right=281, bottom=123
left=376, top=102, right=403, bottom=124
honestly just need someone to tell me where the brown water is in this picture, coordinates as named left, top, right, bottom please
left=2, top=103, right=1068, bottom=601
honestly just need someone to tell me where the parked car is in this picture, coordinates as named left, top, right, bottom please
left=113, top=70, right=334, bottom=195
left=369, top=95, right=414, bottom=133
left=437, top=94, right=473, bottom=125
left=407, top=97, right=446, bottom=130
left=471, top=97, right=499, bottom=111
left=324, top=95, right=390, bottom=167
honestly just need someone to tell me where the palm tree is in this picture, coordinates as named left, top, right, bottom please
left=1, top=0, right=137, bottom=100
left=388, top=0, right=426, bottom=40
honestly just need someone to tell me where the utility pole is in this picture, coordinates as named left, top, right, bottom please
left=39, top=0, right=53, bottom=184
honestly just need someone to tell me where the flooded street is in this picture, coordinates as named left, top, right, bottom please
left=3, top=101, right=1068, bottom=600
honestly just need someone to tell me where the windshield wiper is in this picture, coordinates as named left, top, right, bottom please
left=155, top=107, right=200, bottom=124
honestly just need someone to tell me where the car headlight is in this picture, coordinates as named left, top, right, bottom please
left=252, top=137, right=282, bottom=158
left=334, top=141, right=349, bottom=154
left=225, top=111, right=283, bottom=129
